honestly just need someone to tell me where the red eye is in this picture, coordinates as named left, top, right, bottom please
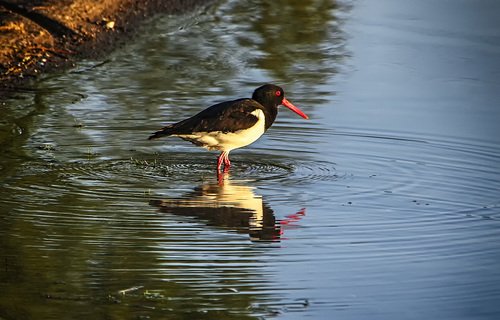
left=275, top=90, right=281, bottom=97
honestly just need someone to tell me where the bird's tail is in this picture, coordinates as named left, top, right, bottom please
left=148, top=125, right=176, bottom=140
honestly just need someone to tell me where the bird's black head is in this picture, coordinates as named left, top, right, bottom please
left=252, top=84, right=285, bottom=109
left=252, top=84, right=309, bottom=120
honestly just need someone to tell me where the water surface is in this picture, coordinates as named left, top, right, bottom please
left=1, top=0, right=500, bottom=319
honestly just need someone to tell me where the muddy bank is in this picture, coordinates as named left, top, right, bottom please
left=0, top=0, right=211, bottom=91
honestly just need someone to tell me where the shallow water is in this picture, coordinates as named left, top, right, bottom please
left=1, top=0, right=500, bottom=319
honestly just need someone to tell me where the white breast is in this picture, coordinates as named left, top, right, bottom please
left=178, top=109, right=266, bottom=152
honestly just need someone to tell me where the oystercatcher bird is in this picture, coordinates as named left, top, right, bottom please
left=148, top=84, right=309, bottom=171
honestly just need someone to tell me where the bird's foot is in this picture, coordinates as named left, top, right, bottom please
left=217, top=170, right=229, bottom=185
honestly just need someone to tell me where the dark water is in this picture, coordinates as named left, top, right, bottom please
left=2, top=0, right=500, bottom=319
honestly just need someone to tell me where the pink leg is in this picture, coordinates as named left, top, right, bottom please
left=216, top=151, right=231, bottom=172
left=223, top=152, right=231, bottom=171
left=217, top=152, right=225, bottom=171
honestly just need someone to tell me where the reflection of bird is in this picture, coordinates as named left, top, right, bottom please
left=148, top=84, right=308, bottom=171
left=150, top=175, right=304, bottom=241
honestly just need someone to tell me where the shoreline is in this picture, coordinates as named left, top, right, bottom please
left=0, top=0, right=211, bottom=92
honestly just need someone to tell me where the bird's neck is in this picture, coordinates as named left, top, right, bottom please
left=252, top=96, right=278, bottom=130
left=262, top=104, right=278, bottom=130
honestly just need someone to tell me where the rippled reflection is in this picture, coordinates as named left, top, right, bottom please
left=0, top=160, right=306, bottom=318
left=94, top=0, right=346, bottom=113
left=150, top=173, right=305, bottom=242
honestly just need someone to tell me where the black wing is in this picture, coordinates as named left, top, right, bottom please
left=148, top=99, right=261, bottom=140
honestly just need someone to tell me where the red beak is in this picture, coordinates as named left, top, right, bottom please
left=281, top=98, right=309, bottom=120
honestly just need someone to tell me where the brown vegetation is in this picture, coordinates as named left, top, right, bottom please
left=0, top=0, right=208, bottom=89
